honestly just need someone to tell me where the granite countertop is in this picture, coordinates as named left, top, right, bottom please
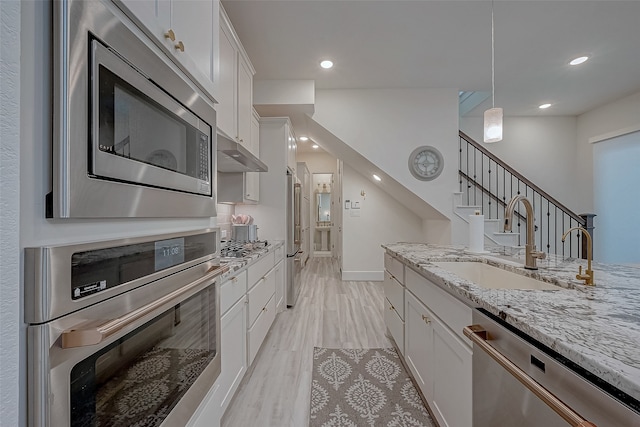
left=219, top=240, right=284, bottom=280
left=381, top=242, right=640, bottom=403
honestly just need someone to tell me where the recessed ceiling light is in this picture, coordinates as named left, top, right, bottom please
left=320, top=60, right=334, bottom=69
left=569, top=56, right=589, bottom=66
left=539, top=103, right=552, bottom=109
left=299, top=136, right=309, bottom=141
left=373, top=174, right=382, bottom=181
left=312, top=144, right=319, bottom=149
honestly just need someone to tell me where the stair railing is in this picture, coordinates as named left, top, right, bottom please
left=459, top=131, right=592, bottom=259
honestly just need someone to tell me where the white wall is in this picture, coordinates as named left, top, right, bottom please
left=313, top=88, right=460, bottom=229
left=1, top=1, right=21, bottom=425
left=342, top=163, right=424, bottom=281
left=460, top=115, right=579, bottom=210
left=297, top=152, right=337, bottom=176
left=575, top=90, right=640, bottom=213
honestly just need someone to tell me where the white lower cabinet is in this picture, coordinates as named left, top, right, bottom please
left=405, top=290, right=472, bottom=427
left=431, top=314, right=472, bottom=427
left=404, top=291, right=433, bottom=397
left=384, top=297, right=404, bottom=355
left=274, top=259, right=284, bottom=312
left=247, top=294, right=276, bottom=365
left=219, top=296, right=248, bottom=414
left=188, top=246, right=284, bottom=424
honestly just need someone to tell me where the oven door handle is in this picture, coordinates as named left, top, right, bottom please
left=61, top=265, right=229, bottom=349
left=463, top=325, right=597, bottom=427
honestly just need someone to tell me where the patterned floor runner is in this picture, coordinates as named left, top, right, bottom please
left=309, top=347, right=435, bottom=427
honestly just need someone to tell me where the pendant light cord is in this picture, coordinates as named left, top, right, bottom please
left=491, top=0, right=495, bottom=109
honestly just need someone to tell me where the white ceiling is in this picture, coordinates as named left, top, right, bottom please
left=223, top=0, right=640, bottom=117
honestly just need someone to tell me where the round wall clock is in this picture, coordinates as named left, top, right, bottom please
left=408, top=146, right=444, bottom=181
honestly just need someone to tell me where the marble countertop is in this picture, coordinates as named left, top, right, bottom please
left=381, top=242, right=640, bottom=403
left=219, top=240, right=284, bottom=280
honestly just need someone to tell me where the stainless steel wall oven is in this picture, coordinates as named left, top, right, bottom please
left=50, top=0, right=217, bottom=218
left=25, top=229, right=227, bottom=426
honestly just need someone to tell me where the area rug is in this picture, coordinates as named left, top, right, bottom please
left=309, top=347, right=435, bottom=427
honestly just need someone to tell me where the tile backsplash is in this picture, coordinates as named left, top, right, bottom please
left=216, top=204, right=235, bottom=238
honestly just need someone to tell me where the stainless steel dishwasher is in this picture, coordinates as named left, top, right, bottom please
left=466, top=308, right=640, bottom=427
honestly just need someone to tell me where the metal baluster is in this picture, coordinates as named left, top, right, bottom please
left=569, top=217, right=573, bottom=256
left=554, top=206, right=558, bottom=255
left=473, top=148, right=477, bottom=206
left=503, top=168, right=506, bottom=220
left=487, top=159, right=492, bottom=219
left=481, top=155, right=484, bottom=215
left=546, top=200, right=550, bottom=253
left=459, top=137, right=463, bottom=194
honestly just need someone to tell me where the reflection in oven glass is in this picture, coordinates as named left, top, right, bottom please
left=70, top=288, right=215, bottom=427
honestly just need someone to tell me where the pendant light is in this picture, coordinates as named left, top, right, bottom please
left=484, top=0, right=503, bottom=143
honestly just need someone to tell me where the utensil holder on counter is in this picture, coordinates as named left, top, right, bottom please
left=232, top=224, right=258, bottom=242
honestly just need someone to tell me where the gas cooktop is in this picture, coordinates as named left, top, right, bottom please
left=220, top=240, right=268, bottom=259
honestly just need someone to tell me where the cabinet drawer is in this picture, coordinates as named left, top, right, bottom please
left=275, top=245, right=285, bottom=261
left=247, top=294, right=276, bottom=365
left=220, top=270, right=248, bottom=315
left=384, top=297, right=404, bottom=356
left=405, top=267, right=472, bottom=344
left=247, top=267, right=276, bottom=327
left=384, top=252, right=404, bottom=284
left=383, top=270, right=404, bottom=320
left=247, top=252, right=275, bottom=289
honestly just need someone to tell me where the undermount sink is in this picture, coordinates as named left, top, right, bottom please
left=431, top=261, right=560, bottom=291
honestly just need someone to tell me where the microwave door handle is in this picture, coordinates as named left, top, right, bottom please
left=61, top=265, right=229, bottom=349
left=463, top=325, right=597, bottom=427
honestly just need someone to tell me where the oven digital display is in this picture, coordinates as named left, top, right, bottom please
left=155, top=238, right=185, bottom=271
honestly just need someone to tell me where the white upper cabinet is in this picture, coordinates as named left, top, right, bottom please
left=217, top=5, right=255, bottom=149
left=287, top=130, right=297, bottom=174
left=115, top=0, right=218, bottom=101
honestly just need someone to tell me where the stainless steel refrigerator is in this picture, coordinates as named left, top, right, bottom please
left=286, top=168, right=302, bottom=307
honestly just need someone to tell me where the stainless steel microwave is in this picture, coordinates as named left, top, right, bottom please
left=49, top=0, right=217, bottom=218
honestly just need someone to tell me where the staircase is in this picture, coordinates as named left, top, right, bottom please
left=456, top=131, right=593, bottom=259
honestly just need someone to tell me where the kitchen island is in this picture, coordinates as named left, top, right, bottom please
left=382, top=243, right=640, bottom=407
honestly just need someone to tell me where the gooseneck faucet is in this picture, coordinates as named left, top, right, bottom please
left=561, top=226, right=595, bottom=286
left=504, top=196, right=546, bottom=270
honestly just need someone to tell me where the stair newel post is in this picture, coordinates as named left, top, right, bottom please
left=580, top=213, right=596, bottom=260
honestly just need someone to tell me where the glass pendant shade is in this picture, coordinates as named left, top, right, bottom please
left=483, top=107, right=503, bottom=143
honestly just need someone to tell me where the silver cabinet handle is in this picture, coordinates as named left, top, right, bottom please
left=463, top=325, right=597, bottom=427
left=421, top=314, right=430, bottom=324
left=61, top=265, right=229, bottom=348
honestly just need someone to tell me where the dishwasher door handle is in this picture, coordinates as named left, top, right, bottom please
left=463, top=325, right=597, bottom=427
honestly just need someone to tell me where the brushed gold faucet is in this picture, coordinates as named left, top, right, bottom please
left=561, top=226, right=595, bottom=286
left=504, top=196, right=546, bottom=270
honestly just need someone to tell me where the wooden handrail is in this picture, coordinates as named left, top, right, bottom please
left=459, top=131, right=585, bottom=225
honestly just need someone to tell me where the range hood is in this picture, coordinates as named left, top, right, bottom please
left=217, top=133, right=268, bottom=173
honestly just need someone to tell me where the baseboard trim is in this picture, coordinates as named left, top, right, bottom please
left=341, top=271, right=384, bottom=281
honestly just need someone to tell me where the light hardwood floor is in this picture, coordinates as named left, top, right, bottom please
left=221, top=257, right=393, bottom=427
